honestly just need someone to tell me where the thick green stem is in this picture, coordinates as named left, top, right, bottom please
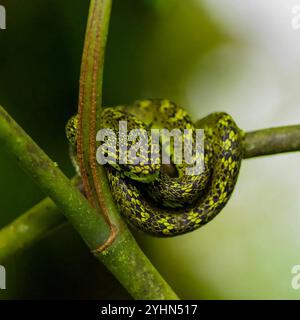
left=77, top=0, right=119, bottom=250
left=0, top=106, right=111, bottom=250
left=243, top=125, right=300, bottom=158
left=0, top=176, right=81, bottom=261
left=0, top=197, right=65, bottom=261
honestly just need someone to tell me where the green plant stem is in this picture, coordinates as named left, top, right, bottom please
left=0, top=197, right=65, bottom=261
left=0, top=106, right=111, bottom=249
left=243, top=125, right=300, bottom=158
left=77, top=0, right=119, bottom=249
left=0, top=176, right=80, bottom=261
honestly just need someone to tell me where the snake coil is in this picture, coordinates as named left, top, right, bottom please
left=67, top=99, right=243, bottom=237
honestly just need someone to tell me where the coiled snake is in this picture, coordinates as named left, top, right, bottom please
left=66, top=99, right=243, bottom=237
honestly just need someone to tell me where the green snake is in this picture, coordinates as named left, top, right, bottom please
left=66, top=99, right=243, bottom=237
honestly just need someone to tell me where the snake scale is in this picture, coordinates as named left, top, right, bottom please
left=66, top=99, right=243, bottom=237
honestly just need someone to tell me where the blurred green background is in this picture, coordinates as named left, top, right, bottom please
left=1, top=0, right=300, bottom=299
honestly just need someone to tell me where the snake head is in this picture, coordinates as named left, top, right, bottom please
left=99, top=107, right=161, bottom=183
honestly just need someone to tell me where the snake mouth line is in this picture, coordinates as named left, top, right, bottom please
left=95, top=121, right=206, bottom=176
